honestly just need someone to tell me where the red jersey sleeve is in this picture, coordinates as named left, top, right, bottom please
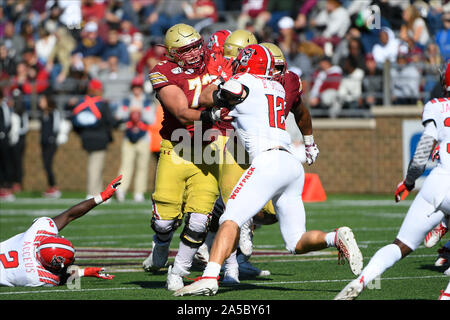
left=283, top=71, right=303, bottom=115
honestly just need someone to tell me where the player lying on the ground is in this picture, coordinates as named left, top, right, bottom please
left=0, top=175, right=122, bottom=287
left=335, top=62, right=450, bottom=300
left=173, top=44, right=363, bottom=296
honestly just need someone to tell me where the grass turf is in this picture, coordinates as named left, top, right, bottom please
left=0, top=193, right=448, bottom=302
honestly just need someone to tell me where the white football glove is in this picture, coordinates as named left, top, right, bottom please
left=304, top=135, right=319, bottom=165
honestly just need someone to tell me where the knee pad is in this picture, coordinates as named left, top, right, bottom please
left=151, top=217, right=182, bottom=242
left=180, top=213, right=210, bottom=248
left=209, top=196, right=225, bottom=233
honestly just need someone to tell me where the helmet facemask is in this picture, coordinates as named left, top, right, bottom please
left=169, top=38, right=205, bottom=71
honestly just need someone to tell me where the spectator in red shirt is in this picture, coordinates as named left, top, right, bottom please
left=308, top=56, right=343, bottom=118
left=81, top=0, right=106, bottom=23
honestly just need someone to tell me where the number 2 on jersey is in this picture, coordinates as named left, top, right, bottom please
left=0, top=251, right=19, bottom=269
left=266, top=94, right=286, bottom=130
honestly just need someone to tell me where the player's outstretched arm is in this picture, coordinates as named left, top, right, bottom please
left=52, top=175, right=122, bottom=231
left=395, top=121, right=437, bottom=202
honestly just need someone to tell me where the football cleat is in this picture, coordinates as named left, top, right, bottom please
left=334, top=278, right=364, bottom=300
left=438, top=290, right=450, bottom=300
left=444, top=266, right=450, bottom=276
left=239, top=218, right=254, bottom=257
left=142, top=237, right=170, bottom=272
left=166, top=265, right=186, bottom=291
left=222, top=267, right=240, bottom=284
left=435, top=246, right=450, bottom=267
left=335, top=227, right=364, bottom=276
left=424, top=222, right=448, bottom=248
left=237, top=253, right=270, bottom=277
left=173, top=276, right=219, bottom=296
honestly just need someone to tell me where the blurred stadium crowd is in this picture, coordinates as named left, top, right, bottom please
left=0, top=0, right=449, bottom=199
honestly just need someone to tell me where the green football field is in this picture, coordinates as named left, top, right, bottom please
left=0, top=192, right=448, bottom=302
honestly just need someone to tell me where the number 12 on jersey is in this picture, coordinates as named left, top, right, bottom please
left=266, top=94, right=286, bottom=130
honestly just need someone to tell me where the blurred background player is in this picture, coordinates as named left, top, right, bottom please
left=0, top=175, right=121, bottom=287
left=141, top=24, right=228, bottom=291
left=335, top=62, right=450, bottom=300
left=174, top=44, right=363, bottom=296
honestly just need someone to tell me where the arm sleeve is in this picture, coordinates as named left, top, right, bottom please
left=404, top=121, right=437, bottom=186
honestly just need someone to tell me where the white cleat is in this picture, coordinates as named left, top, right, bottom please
left=173, top=277, right=219, bottom=296
left=444, top=266, right=450, bottom=276
left=334, top=278, right=364, bottom=300
left=143, top=238, right=170, bottom=272
left=223, top=267, right=240, bottom=284
left=239, top=219, right=254, bottom=257
left=336, top=227, right=363, bottom=276
left=434, top=246, right=450, bottom=267
left=424, top=222, right=448, bottom=248
left=166, top=265, right=186, bottom=291
left=237, top=253, right=270, bottom=277
left=438, top=290, right=450, bottom=300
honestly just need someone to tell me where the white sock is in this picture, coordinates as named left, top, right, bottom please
left=173, top=242, right=196, bottom=275
left=173, top=213, right=209, bottom=273
left=203, top=261, right=222, bottom=278
left=325, top=232, right=336, bottom=247
left=358, top=244, right=402, bottom=286
left=224, top=250, right=238, bottom=272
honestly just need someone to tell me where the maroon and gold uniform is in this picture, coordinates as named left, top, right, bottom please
left=148, top=58, right=223, bottom=220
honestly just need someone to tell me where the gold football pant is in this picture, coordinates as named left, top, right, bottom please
left=151, top=137, right=226, bottom=220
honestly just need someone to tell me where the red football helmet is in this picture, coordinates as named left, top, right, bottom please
left=37, top=236, right=75, bottom=272
left=233, top=44, right=275, bottom=78
left=207, top=29, right=231, bottom=55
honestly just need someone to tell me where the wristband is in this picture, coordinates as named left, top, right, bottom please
left=94, top=194, right=103, bottom=205
left=304, top=135, right=315, bottom=146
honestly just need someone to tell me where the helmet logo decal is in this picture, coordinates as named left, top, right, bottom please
left=240, top=48, right=255, bottom=67
left=50, top=255, right=66, bottom=268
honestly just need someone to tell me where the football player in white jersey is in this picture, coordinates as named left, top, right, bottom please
left=0, top=175, right=121, bottom=287
left=174, top=44, right=363, bottom=296
left=335, top=62, right=450, bottom=300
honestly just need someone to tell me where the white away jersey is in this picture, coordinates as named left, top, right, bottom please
left=227, top=73, right=292, bottom=160
left=0, top=217, right=61, bottom=287
left=422, top=97, right=450, bottom=172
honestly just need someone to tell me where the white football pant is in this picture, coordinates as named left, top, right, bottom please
left=397, top=167, right=450, bottom=251
left=219, top=149, right=306, bottom=253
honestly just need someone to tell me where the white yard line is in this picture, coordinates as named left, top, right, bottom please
left=0, top=274, right=446, bottom=296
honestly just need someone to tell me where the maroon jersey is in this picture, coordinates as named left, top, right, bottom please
left=148, top=59, right=214, bottom=141
left=283, top=71, right=303, bottom=115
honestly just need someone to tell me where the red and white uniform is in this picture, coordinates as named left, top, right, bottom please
left=220, top=73, right=306, bottom=253
left=396, top=97, right=450, bottom=250
left=0, top=217, right=61, bottom=287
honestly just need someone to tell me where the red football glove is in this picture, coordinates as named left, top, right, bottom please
left=95, top=175, right=122, bottom=204
left=83, top=267, right=115, bottom=280
left=207, top=54, right=233, bottom=80
left=432, top=144, right=440, bottom=162
left=394, top=180, right=414, bottom=202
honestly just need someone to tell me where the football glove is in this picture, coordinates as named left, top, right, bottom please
left=432, top=144, right=440, bottom=162
left=207, top=53, right=233, bottom=81
left=94, top=175, right=122, bottom=204
left=394, top=180, right=414, bottom=202
left=200, top=108, right=231, bottom=125
left=303, top=135, right=319, bottom=165
left=83, top=267, right=115, bottom=280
